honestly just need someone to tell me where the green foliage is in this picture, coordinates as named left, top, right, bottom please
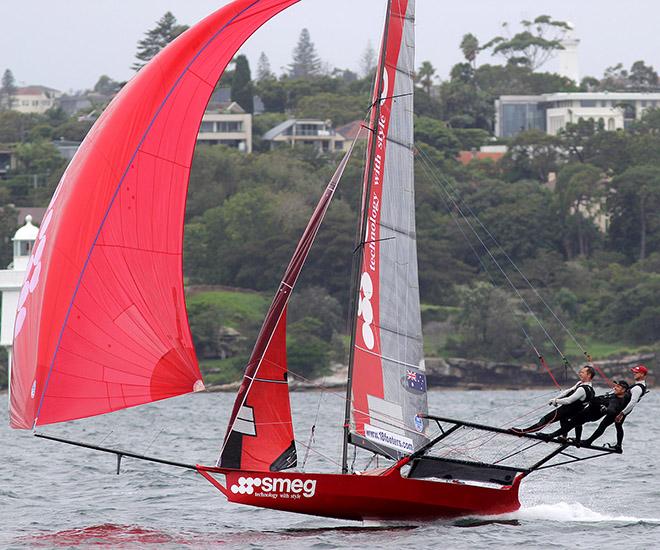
left=231, top=55, right=254, bottom=113
left=414, top=116, right=460, bottom=156
left=289, top=28, right=322, bottom=78
left=448, top=283, right=527, bottom=361
left=0, top=204, right=19, bottom=267
left=1, top=69, right=17, bottom=110
left=256, top=52, right=274, bottom=82
left=416, top=61, right=436, bottom=94
left=482, top=15, right=571, bottom=71
left=132, top=12, right=188, bottom=71
left=294, top=92, right=368, bottom=126
left=201, top=356, right=249, bottom=386
left=501, top=130, right=560, bottom=181
left=608, top=164, right=660, bottom=261
left=287, top=317, right=331, bottom=377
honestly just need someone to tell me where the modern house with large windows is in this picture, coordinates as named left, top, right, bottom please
left=262, top=119, right=345, bottom=152
left=495, top=92, right=660, bottom=138
left=197, top=101, right=252, bottom=152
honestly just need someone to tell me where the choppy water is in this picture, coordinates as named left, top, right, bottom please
left=1, top=389, right=658, bottom=549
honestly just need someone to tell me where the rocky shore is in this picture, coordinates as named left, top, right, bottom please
left=207, top=353, right=655, bottom=392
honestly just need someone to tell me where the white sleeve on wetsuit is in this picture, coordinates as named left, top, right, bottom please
left=556, top=382, right=579, bottom=400
left=621, top=385, right=643, bottom=416
left=555, top=386, right=586, bottom=406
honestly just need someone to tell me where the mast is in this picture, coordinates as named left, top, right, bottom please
left=342, top=0, right=393, bottom=474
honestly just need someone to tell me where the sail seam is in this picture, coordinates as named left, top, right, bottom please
left=34, top=0, right=272, bottom=426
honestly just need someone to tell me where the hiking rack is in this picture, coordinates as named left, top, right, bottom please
left=411, top=415, right=619, bottom=481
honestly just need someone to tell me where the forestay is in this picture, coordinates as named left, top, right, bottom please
left=348, top=0, right=428, bottom=458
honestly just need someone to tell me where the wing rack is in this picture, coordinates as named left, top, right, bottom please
left=412, top=415, right=619, bottom=481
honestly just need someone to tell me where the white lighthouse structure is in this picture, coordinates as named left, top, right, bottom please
left=0, top=215, right=38, bottom=387
left=558, top=24, right=580, bottom=84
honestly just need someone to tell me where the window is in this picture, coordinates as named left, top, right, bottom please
left=14, top=240, right=33, bottom=257
left=200, top=121, right=214, bottom=132
left=217, top=121, right=242, bottom=132
left=608, top=118, right=615, bottom=130
left=580, top=100, right=597, bottom=107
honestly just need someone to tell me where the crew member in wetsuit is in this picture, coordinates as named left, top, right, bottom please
left=545, top=380, right=630, bottom=443
left=511, top=365, right=595, bottom=434
left=616, top=364, right=649, bottom=423
left=591, top=365, right=651, bottom=452
left=582, top=379, right=635, bottom=452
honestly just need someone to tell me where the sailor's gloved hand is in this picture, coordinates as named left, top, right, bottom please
left=548, top=398, right=558, bottom=407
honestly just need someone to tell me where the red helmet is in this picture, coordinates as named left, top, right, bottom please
left=631, top=365, right=648, bottom=375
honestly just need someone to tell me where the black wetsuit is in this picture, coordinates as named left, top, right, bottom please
left=549, top=392, right=629, bottom=441
left=583, top=392, right=631, bottom=447
left=520, top=383, right=595, bottom=433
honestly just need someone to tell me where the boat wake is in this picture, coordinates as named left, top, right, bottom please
left=512, top=502, right=660, bottom=524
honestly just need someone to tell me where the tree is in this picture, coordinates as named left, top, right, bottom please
left=1, top=69, right=17, bottom=110
left=230, top=55, right=254, bottom=113
left=414, top=116, right=460, bottom=156
left=132, top=12, right=189, bottom=71
left=439, top=63, right=494, bottom=130
left=294, top=92, right=367, bottom=126
left=289, top=28, right=321, bottom=78
left=501, top=130, right=561, bottom=181
left=416, top=61, right=436, bottom=94
left=629, top=60, right=659, bottom=89
left=482, top=15, right=571, bottom=71
left=359, top=41, right=377, bottom=78
left=450, top=283, right=527, bottom=362
left=93, top=75, right=120, bottom=96
left=555, top=163, right=604, bottom=258
left=256, top=52, right=274, bottom=81
left=608, top=165, right=660, bottom=261
left=460, top=34, right=480, bottom=69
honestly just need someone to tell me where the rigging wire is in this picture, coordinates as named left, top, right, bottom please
left=300, top=392, right=324, bottom=471
left=416, top=152, right=573, bottom=371
left=417, top=147, right=612, bottom=385
left=417, top=157, right=564, bottom=389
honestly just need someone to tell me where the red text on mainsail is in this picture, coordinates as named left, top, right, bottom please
left=367, top=194, right=379, bottom=272
left=377, top=113, right=386, bottom=149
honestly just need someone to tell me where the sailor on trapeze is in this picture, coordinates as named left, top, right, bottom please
left=543, top=380, right=630, bottom=451
left=510, top=365, right=595, bottom=435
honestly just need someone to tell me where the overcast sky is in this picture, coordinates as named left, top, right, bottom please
left=2, top=0, right=658, bottom=92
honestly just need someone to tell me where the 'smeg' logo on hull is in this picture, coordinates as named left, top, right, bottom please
left=230, top=476, right=317, bottom=498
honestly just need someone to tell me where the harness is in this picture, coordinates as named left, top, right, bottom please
left=630, top=382, right=649, bottom=402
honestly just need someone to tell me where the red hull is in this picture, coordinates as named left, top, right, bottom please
left=197, top=465, right=521, bottom=521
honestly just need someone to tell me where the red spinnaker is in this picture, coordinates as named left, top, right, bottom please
left=10, top=0, right=300, bottom=429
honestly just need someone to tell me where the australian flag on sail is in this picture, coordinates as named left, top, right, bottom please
left=405, top=369, right=427, bottom=393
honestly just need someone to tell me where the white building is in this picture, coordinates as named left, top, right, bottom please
left=495, top=92, right=660, bottom=138
left=197, top=101, right=252, bottom=153
left=0, top=215, right=38, bottom=381
left=263, top=119, right=345, bottom=152
left=558, top=25, right=580, bottom=84
left=11, top=86, right=62, bottom=114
